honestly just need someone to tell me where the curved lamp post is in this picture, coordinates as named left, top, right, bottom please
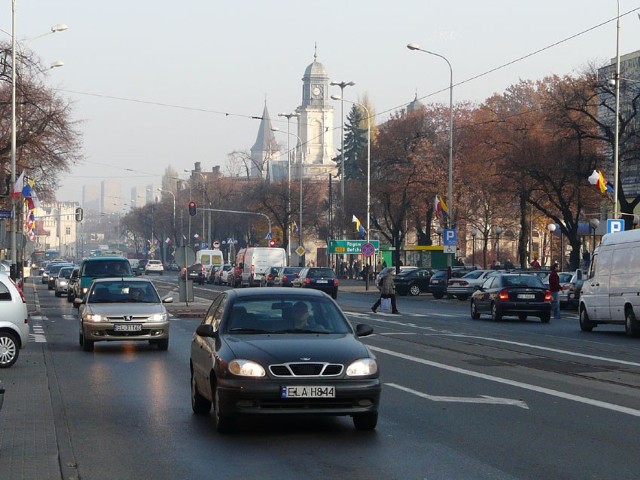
left=408, top=43, right=454, bottom=267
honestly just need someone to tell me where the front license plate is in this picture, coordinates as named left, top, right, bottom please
left=281, top=386, right=335, bottom=398
left=518, top=294, right=535, bottom=299
left=114, top=324, right=142, bottom=332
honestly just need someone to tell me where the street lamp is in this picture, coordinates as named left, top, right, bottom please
left=9, top=7, right=67, bottom=279
left=407, top=43, right=454, bottom=267
left=589, top=218, right=600, bottom=254
left=329, top=80, right=355, bottom=237
left=272, top=128, right=305, bottom=265
left=471, top=229, right=478, bottom=267
left=547, top=223, right=557, bottom=266
left=277, top=112, right=300, bottom=265
left=331, top=94, right=372, bottom=289
left=613, top=0, right=621, bottom=220
left=494, top=226, right=503, bottom=264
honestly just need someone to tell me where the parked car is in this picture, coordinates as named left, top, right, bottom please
left=145, top=259, right=164, bottom=275
left=429, top=268, right=474, bottom=299
left=54, top=266, right=75, bottom=297
left=292, top=267, right=339, bottom=299
left=273, top=266, right=303, bottom=287
left=260, top=266, right=281, bottom=287
left=375, top=266, right=416, bottom=286
left=76, top=277, right=173, bottom=352
left=189, top=288, right=380, bottom=432
left=393, top=268, right=435, bottom=296
left=566, top=269, right=584, bottom=309
left=67, top=267, right=80, bottom=303
left=0, top=275, right=29, bottom=368
left=180, top=263, right=206, bottom=285
left=211, top=264, right=233, bottom=285
left=470, top=273, right=552, bottom=323
left=447, top=269, right=501, bottom=301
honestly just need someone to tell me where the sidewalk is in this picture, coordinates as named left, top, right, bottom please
left=0, top=279, right=70, bottom=480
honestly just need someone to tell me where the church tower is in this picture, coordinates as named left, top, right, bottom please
left=296, top=50, right=336, bottom=179
left=250, top=103, right=280, bottom=179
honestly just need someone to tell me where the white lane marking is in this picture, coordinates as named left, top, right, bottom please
left=385, top=382, right=529, bottom=409
left=370, top=345, right=640, bottom=418
left=62, top=314, right=77, bottom=320
left=30, top=323, right=47, bottom=343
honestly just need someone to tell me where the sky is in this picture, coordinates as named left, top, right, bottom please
left=5, top=0, right=640, bottom=205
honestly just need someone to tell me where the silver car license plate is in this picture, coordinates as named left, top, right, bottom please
left=281, top=386, right=335, bottom=398
left=518, top=294, right=535, bottom=299
left=114, top=324, right=142, bottom=332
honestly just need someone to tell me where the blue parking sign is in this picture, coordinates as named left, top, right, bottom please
left=607, top=219, right=625, bottom=234
left=443, top=229, right=457, bottom=246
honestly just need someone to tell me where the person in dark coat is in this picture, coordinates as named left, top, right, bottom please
left=549, top=263, right=561, bottom=319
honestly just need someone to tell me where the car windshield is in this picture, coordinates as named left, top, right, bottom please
left=502, top=275, right=544, bottom=288
left=224, top=296, right=350, bottom=335
left=83, top=260, right=131, bottom=277
left=463, top=270, right=485, bottom=279
left=88, top=281, right=160, bottom=303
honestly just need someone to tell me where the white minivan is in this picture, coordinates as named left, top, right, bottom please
left=195, top=249, right=224, bottom=277
left=240, top=247, right=287, bottom=287
left=579, top=228, right=640, bottom=337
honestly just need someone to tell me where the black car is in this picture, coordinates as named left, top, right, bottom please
left=292, top=267, right=338, bottom=299
left=393, top=268, right=435, bottom=296
left=273, top=266, right=303, bottom=287
left=181, top=263, right=206, bottom=285
left=428, top=268, right=473, bottom=299
left=470, top=273, right=552, bottom=323
left=260, top=266, right=281, bottom=287
left=189, top=288, right=380, bottom=432
left=135, top=259, right=148, bottom=276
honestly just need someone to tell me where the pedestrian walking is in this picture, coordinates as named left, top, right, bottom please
left=549, top=263, right=561, bottom=319
left=530, top=257, right=541, bottom=270
left=371, top=268, right=399, bottom=314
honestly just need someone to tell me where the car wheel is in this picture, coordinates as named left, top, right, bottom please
left=156, top=338, right=169, bottom=351
left=579, top=307, right=594, bottom=332
left=191, top=372, right=211, bottom=414
left=456, top=295, right=468, bottom=301
left=0, top=331, right=20, bottom=368
left=491, top=303, right=502, bottom=322
left=353, top=412, right=378, bottom=431
left=82, top=331, right=94, bottom=352
left=214, top=384, right=235, bottom=433
left=67, top=294, right=74, bottom=303
left=409, top=284, right=421, bottom=296
left=432, top=292, right=444, bottom=299
left=470, top=300, right=480, bottom=319
left=540, top=312, right=551, bottom=323
left=331, top=291, right=338, bottom=300
left=625, top=308, right=640, bottom=338
left=78, top=331, right=83, bottom=347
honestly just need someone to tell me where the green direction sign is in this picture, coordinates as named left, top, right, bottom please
left=329, top=240, right=380, bottom=255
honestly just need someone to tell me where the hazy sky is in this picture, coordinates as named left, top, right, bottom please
left=5, top=1, right=640, bottom=205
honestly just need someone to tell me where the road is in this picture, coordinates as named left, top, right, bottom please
left=26, top=275, right=640, bottom=479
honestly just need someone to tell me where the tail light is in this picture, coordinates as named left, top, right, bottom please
left=333, top=279, right=339, bottom=286
left=544, top=290, right=552, bottom=301
left=10, top=278, right=26, bottom=303
left=283, top=275, right=289, bottom=282
left=304, top=278, right=311, bottom=285
left=498, top=288, right=510, bottom=301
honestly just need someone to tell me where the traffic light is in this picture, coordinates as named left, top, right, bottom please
left=188, top=201, right=197, bottom=216
left=269, top=239, right=276, bottom=247
left=75, top=207, right=83, bottom=222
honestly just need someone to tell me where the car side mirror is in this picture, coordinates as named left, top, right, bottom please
left=162, top=296, right=174, bottom=304
left=575, top=269, right=583, bottom=280
left=195, top=324, right=217, bottom=338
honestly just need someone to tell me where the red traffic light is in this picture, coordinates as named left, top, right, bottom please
left=269, top=239, right=276, bottom=247
left=188, top=201, right=197, bottom=216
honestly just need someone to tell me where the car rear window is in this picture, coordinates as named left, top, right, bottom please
left=307, top=268, right=335, bottom=278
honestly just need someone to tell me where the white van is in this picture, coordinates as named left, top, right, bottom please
left=579, top=228, right=640, bottom=336
left=195, top=249, right=224, bottom=276
left=240, top=247, right=287, bottom=287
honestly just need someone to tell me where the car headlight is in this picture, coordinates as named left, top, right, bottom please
left=346, top=358, right=378, bottom=376
left=149, top=313, right=167, bottom=322
left=86, top=314, right=105, bottom=322
left=228, top=359, right=265, bottom=377
left=82, top=287, right=88, bottom=294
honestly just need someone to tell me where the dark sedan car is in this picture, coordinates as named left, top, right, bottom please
left=470, top=273, right=552, bottom=323
left=273, top=266, right=303, bottom=287
left=180, top=263, right=206, bottom=285
left=393, top=267, right=435, bottom=296
left=292, top=267, right=338, bottom=299
left=428, top=268, right=473, bottom=299
left=189, top=288, right=380, bottom=433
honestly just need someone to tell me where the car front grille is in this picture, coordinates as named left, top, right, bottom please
left=269, top=362, right=343, bottom=377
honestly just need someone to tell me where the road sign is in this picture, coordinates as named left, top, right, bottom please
left=607, top=218, right=625, bottom=233
left=0, top=210, right=12, bottom=219
left=443, top=245, right=456, bottom=254
left=361, top=242, right=375, bottom=257
left=328, top=240, right=380, bottom=255
left=265, top=232, right=272, bottom=240
left=213, top=241, right=220, bottom=248
left=174, top=246, right=195, bottom=268
left=295, top=246, right=306, bottom=256
left=443, top=229, right=457, bottom=246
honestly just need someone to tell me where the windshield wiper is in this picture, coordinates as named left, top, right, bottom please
left=228, top=328, right=272, bottom=334
left=273, top=328, right=331, bottom=334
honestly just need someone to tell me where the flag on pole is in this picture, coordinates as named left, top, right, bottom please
left=352, top=215, right=366, bottom=238
left=588, top=169, right=614, bottom=194
left=292, top=221, right=298, bottom=233
left=11, top=171, right=24, bottom=199
left=434, top=195, right=448, bottom=218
